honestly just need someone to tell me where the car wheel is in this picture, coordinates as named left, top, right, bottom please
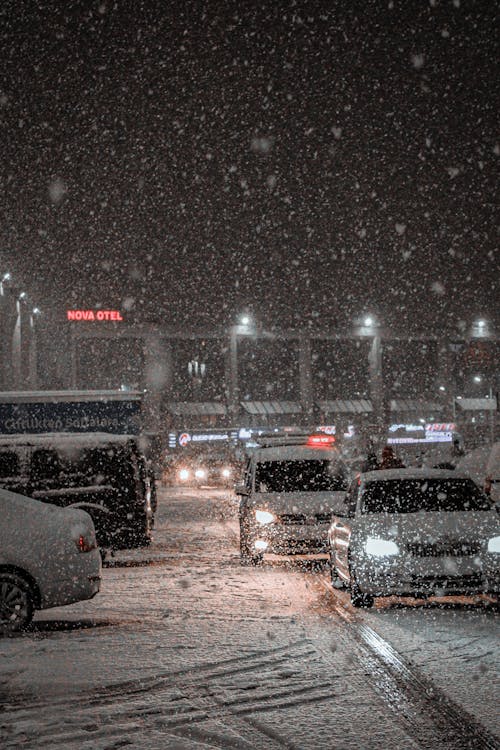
left=239, top=516, right=262, bottom=566
left=329, top=551, right=346, bottom=589
left=350, top=583, right=374, bottom=609
left=0, top=572, right=35, bottom=634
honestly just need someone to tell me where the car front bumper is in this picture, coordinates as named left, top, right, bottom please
left=251, top=522, right=330, bottom=555
left=352, top=554, right=500, bottom=597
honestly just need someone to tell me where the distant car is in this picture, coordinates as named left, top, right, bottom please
left=236, top=433, right=349, bottom=565
left=163, top=446, right=242, bottom=488
left=0, top=487, right=101, bottom=634
left=0, top=433, right=155, bottom=550
left=327, top=468, right=500, bottom=608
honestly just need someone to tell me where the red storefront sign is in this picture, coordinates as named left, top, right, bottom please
left=67, top=310, right=123, bottom=322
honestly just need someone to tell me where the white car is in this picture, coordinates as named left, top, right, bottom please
left=236, top=434, right=349, bottom=565
left=328, top=468, right=500, bottom=608
left=0, top=487, right=102, bottom=634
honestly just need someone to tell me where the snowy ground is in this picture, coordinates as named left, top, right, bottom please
left=1, top=486, right=498, bottom=749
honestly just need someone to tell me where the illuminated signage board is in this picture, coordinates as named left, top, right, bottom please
left=388, top=423, right=456, bottom=444
left=67, top=310, right=123, bottom=322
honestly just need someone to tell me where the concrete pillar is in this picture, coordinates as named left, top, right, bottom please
left=28, top=314, right=38, bottom=389
left=298, top=335, right=313, bottom=426
left=436, top=339, right=455, bottom=419
left=0, top=283, right=15, bottom=389
left=226, top=327, right=239, bottom=424
left=11, top=299, right=22, bottom=387
left=142, top=335, right=173, bottom=436
left=368, top=334, right=386, bottom=436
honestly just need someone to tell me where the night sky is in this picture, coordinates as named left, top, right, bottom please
left=1, top=0, right=498, bottom=335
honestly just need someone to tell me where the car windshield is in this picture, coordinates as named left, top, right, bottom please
left=255, top=459, right=347, bottom=492
left=361, top=478, right=492, bottom=514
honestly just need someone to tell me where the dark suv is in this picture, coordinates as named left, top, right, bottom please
left=0, top=433, right=155, bottom=550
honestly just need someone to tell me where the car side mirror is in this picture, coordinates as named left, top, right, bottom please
left=336, top=494, right=355, bottom=518
left=234, top=483, right=249, bottom=496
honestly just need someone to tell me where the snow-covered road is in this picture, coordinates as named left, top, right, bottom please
left=1, top=487, right=498, bottom=749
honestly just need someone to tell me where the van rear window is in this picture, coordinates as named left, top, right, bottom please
left=0, top=451, right=20, bottom=478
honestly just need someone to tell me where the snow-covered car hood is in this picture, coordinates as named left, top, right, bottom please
left=249, top=490, right=347, bottom=515
left=350, top=509, right=500, bottom=546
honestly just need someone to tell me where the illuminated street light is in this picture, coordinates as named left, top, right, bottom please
left=2, top=272, right=11, bottom=282
left=240, top=314, right=251, bottom=326
left=364, top=315, right=375, bottom=327
left=473, top=375, right=482, bottom=383
left=32, top=307, right=41, bottom=315
left=18, top=291, right=27, bottom=301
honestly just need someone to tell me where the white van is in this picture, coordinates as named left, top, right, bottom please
left=236, top=434, right=349, bottom=565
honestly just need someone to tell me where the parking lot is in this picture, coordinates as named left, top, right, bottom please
left=1, top=486, right=498, bottom=749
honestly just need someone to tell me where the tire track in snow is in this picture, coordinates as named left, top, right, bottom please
left=1, top=639, right=326, bottom=750
left=315, top=574, right=499, bottom=750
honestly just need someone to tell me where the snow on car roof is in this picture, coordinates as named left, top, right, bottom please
left=0, top=432, right=136, bottom=448
left=254, top=445, right=341, bottom=462
left=360, top=467, right=472, bottom=481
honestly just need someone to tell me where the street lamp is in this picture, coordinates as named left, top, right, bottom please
left=472, top=318, right=489, bottom=338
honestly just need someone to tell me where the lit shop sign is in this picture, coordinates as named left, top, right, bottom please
left=388, top=423, right=456, bottom=444
left=169, top=431, right=237, bottom=448
left=67, top=310, right=123, bottom=322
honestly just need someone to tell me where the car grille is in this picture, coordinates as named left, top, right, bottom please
left=409, top=572, right=483, bottom=588
left=406, top=541, right=481, bottom=557
left=279, top=513, right=331, bottom=525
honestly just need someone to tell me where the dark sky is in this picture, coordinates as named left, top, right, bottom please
left=1, top=0, right=498, bottom=335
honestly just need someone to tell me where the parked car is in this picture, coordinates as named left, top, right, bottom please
left=0, top=487, right=101, bottom=634
left=163, top=445, right=243, bottom=488
left=455, top=441, right=500, bottom=505
left=236, top=433, right=349, bottom=565
left=328, top=468, right=500, bottom=608
left=0, top=433, right=155, bottom=550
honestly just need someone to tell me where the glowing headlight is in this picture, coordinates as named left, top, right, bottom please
left=365, top=538, right=399, bottom=557
left=487, top=536, right=500, bottom=553
left=221, top=467, right=231, bottom=478
left=178, top=468, right=190, bottom=481
left=255, top=509, right=276, bottom=525
left=195, top=468, right=206, bottom=479
left=255, top=540, right=269, bottom=551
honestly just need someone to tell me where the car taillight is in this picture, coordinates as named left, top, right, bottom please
left=76, top=534, right=97, bottom=553
left=307, top=434, right=336, bottom=447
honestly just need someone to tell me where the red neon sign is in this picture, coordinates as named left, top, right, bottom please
left=67, top=310, right=124, bottom=322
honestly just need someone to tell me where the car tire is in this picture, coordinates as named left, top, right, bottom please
left=350, top=583, right=374, bottom=609
left=0, top=572, right=35, bottom=634
left=329, top=551, right=346, bottom=589
left=239, top=516, right=262, bottom=566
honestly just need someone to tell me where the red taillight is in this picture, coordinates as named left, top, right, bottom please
left=307, top=434, right=336, bottom=447
left=77, top=534, right=97, bottom=553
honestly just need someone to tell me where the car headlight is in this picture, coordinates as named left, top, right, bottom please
left=365, top=538, right=399, bottom=557
left=195, top=468, right=206, bottom=479
left=255, top=509, right=276, bottom=525
left=487, top=536, right=500, bottom=553
left=178, top=468, right=190, bottom=481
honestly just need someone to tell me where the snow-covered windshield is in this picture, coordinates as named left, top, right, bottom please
left=255, top=459, right=348, bottom=492
left=361, top=478, right=491, bottom=514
